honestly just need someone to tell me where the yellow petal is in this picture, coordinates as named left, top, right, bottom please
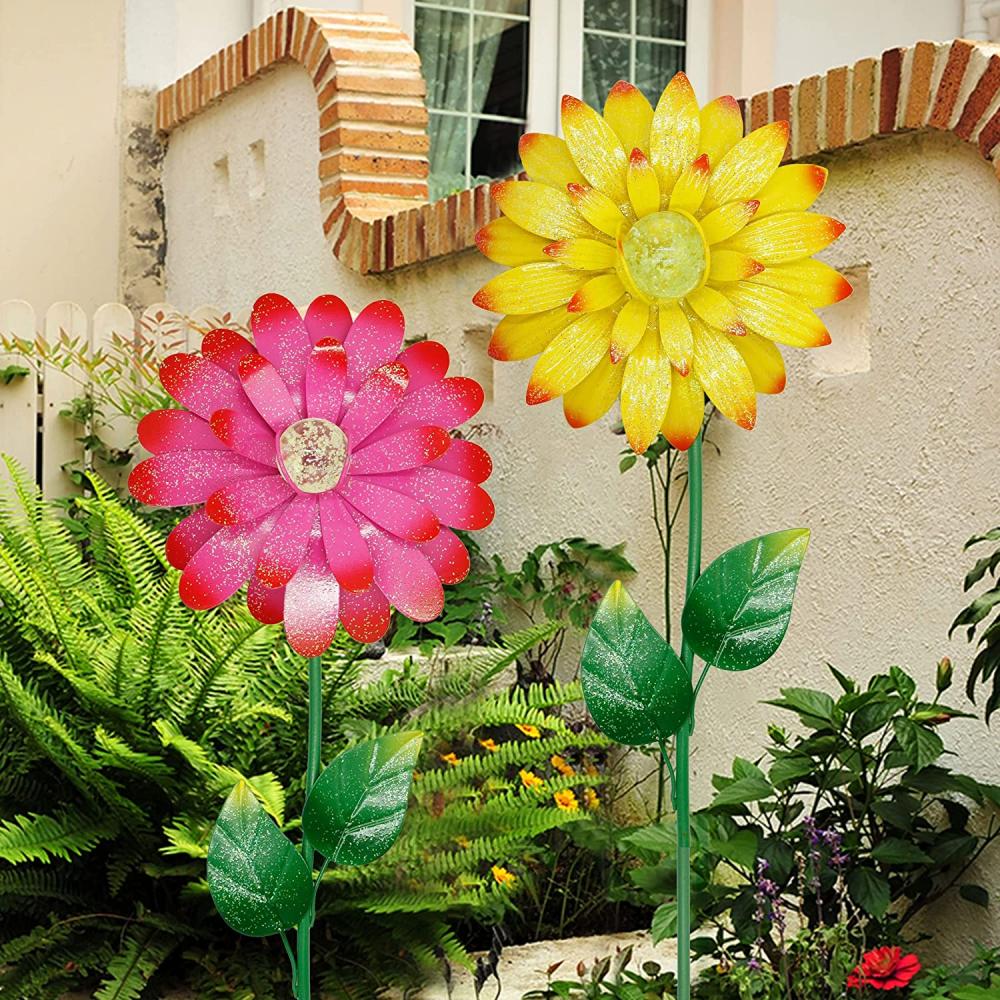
left=568, top=183, right=628, bottom=237
left=669, top=154, right=711, bottom=214
left=476, top=218, right=549, bottom=265
left=658, top=302, right=694, bottom=374
left=519, top=133, right=587, bottom=189
left=603, top=80, right=653, bottom=157
left=567, top=273, right=626, bottom=313
left=649, top=71, right=700, bottom=194
left=748, top=259, right=853, bottom=308
left=723, top=212, right=845, bottom=264
left=561, top=95, right=628, bottom=204
left=543, top=238, right=617, bottom=270
left=627, top=148, right=660, bottom=218
left=488, top=307, right=574, bottom=361
left=731, top=331, right=786, bottom=394
left=661, top=368, right=705, bottom=450
left=708, top=250, right=765, bottom=283
left=473, top=262, right=587, bottom=315
left=699, top=95, right=743, bottom=167
left=610, top=298, right=649, bottom=363
left=692, top=319, right=756, bottom=430
left=621, top=329, right=672, bottom=453
left=686, top=286, right=745, bottom=336
left=754, top=164, right=827, bottom=217
left=527, top=311, right=613, bottom=404
left=724, top=282, right=831, bottom=348
left=563, top=354, right=624, bottom=428
left=700, top=199, right=760, bottom=245
left=705, top=121, right=789, bottom=209
left=492, top=180, right=596, bottom=240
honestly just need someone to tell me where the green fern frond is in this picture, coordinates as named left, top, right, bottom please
left=93, top=924, right=177, bottom=1000
left=0, top=809, right=113, bottom=863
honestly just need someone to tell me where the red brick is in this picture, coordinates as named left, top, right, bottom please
left=905, top=41, right=938, bottom=128
left=794, top=75, right=820, bottom=157
left=929, top=39, right=975, bottom=128
left=955, top=54, right=1000, bottom=140
left=851, top=57, right=876, bottom=142
left=879, top=47, right=903, bottom=133
left=825, top=66, right=849, bottom=148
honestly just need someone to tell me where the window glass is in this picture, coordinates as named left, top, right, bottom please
left=415, top=0, right=530, bottom=201
left=583, top=0, right=686, bottom=109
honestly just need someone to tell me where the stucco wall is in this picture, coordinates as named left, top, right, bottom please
left=164, top=63, right=1000, bottom=955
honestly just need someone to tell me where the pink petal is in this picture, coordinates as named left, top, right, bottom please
left=205, top=476, right=293, bottom=526
left=430, top=439, right=492, bottom=483
left=257, top=495, right=317, bottom=588
left=209, top=408, right=276, bottom=465
left=319, top=493, right=373, bottom=591
left=283, top=538, right=340, bottom=656
left=305, top=294, right=352, bottom=346
left=341, top=478, right=439, bottom=542
left=398, top=340, right=450, bottom=392
left=339, top=584, right=391, bottom=643
left=129, top=451, right=267, bottom=507
left=349, top=426, right=451, bottom=475
left=250, top=293, right=311, bottom=402
left=371, top=377, right=484, bottom=441
left=179, top=517, right=272, bottom=611
left=165, top=509, right=220, bottom=570
left=159, top=353, right=256, bottom=421
left=305, top=338, right=347, bottom=423
left=363, top=522, right=444, bottom=622
left=343, top=300, right=405, bottom=388
left=238, top=353, right=301, bottom=431
left=137, top=410, right=222, bottom=454
left=418, top=526, right=471, bottom=585
left=201, top=329, right=257, bottom=376
left=377, top=467, right=494, bottom=530
left=247, top=577, right=285, bottom=624
left=339, top=362, right=409, bottom=447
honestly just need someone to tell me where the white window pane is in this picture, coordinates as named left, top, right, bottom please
left=471, top=118, right=524, bottom=184
left=474, top=15, right=529, bottom=118
left=634, top=40, right=684, bottom=102
left=427, top=113, right=470, bottom=200
left=474, top=0, right=529, bottom=15
left=583, top=32, right=629, bottom=109
left=636, top=0, right=687, bottom=40
left=584, top=0, right=629, bottom=32
left=415, top=7, right=469, bottom=112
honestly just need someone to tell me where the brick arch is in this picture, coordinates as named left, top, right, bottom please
left=158, top=22, right=1000, bottom=277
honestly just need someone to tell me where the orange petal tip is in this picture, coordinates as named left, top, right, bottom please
left=489, top=180, right=508, bottom=202
left=664, top=432, right=695, bottom=451
left=736, top=410, right=757, bottom=431
left=518, top=132, right=539, bottom=154
left=566, top=182, right=588, bottom=201
left=818, top=330, right=833, bottom=347
left=526, top=381, right=556, bottom=405
left=486, top=334, right=508, bottom=361
left=772, top=373, right=787, bottom=394
left=609, top=80, right=639, bottom=97
left=729, top=322, right=748, bottom=337
left=561, top=94, right=584, bottom=114
left=668, top=71, right=692, bottom=93
left=809, top=165, right=829, bottom=191
left=564, top=407, right=588, bottom=429
left=829, top=218, right=847, bottom=238
left=691, top=153, right=711, bottom=174
left=609, top=345, right=624, bottom=364
left=474, top=226, right=490, bottom=253
left=566, top=293, right=585, bottom=313
left=747, top=199, right=761, bottom=216
left=472, top=288, right=492, bottom=310
left=717, top=95, right=739, bottom=111
left=543, top=241, right=566, bottom=258
left=671, top=360, right=691, bottom=376
left=834, top=274, right=854, bottom=301
left=629, top=147, right=649, bottom=166
left=747, top=259, right=765, bottom=277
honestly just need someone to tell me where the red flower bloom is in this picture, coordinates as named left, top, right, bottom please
left=847, top=946, right=921, bottom=991
left=129, top=293, right=494, bottom=656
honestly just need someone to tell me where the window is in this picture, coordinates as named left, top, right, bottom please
left=414, top=1, right=530, bottom=200
left=582, top=0, right=686, bottom=109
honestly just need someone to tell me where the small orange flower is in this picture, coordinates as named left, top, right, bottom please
left=439, top=752, right=460, bottom=766
left=583, top=787, right=601, bottom=811
left=520, top=768, right=544, bottom=789
left=554, top=789, right=579, bottom=812
left=515, top=723, right=541, bottom=739
left=454, top=835, right=471, bottom=849
left=584, top=761, right=600, bottom=777
left=550, top=754, right=576, bottom=777
left=492, top=864, right=516, bottom=886
left=479, top=738, right=500, bottom=753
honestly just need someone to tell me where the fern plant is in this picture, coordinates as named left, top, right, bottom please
left=0, top=458, right=608, bottom=998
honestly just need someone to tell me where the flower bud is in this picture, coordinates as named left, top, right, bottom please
left=936, top=656, right=953, bottom=693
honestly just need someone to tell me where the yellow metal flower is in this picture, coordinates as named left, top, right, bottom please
left=492, top=864, right=517, bottom=886
left=583, top=787, right=601, bottom=811
left=479, top=738, right=500, bottom=753
left=439, top=752, right=460, bottom=766
left=515, top=723, right=542, bottom=739
left=474, top=73, right=851, bottom=453
left=550, top=754, right=576, bottom=777
left=554, top=789, right=580, bottom=811
left=520, top=768, right=544, bottom=789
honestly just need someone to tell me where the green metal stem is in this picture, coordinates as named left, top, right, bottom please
left=296, top=656, right=324, bottom=1000
left=675, top=432, right=703, bottom=1000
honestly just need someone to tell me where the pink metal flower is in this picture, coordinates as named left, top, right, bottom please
left=129, top=293, right=494, bottom=656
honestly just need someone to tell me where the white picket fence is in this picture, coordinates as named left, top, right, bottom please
left=0, top=300, right=246, bottom=497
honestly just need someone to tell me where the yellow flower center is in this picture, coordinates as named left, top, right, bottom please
left=619, top=210, right=708, bottom=304
left=277, top=417, right=348, bottom=494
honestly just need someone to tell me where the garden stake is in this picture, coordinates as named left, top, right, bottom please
left=129, top=293, right=495, bottom=997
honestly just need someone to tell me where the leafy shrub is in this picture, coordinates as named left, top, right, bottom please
left=0, top=460, right=609, bottom=998
left=524, top=945, right=678, bottom=999
left=910, top=943, right=1000, bottom=999
left=611, top=664, right=1000, bottom=963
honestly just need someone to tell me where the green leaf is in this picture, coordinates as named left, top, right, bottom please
left=893, top=717, right=944, bottom=770
left=710, top=776, right=774, bottom=808
left=847, top=866, right=890, bottom=918
left=681, top=529, right=810, bottom=671
left=870, top=838, right=933, bottom=865
left=959, top=883, right=989, bottom=908
left=650, top=901, right=677, bottom=943
left=580, top=582, right=693, bottom=746
left=207, top=782, right=312, bottom=937
left=764, top=687, right=836, bottom=727
left=708, top=830, right=759, bottom=869
left=301, top=732, right=421, bottom=866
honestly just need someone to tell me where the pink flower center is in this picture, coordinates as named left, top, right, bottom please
left=277, top=417, right=348, bottom=494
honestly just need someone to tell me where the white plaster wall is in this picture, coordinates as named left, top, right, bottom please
left=164, top=64, right=1000, bottom=956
